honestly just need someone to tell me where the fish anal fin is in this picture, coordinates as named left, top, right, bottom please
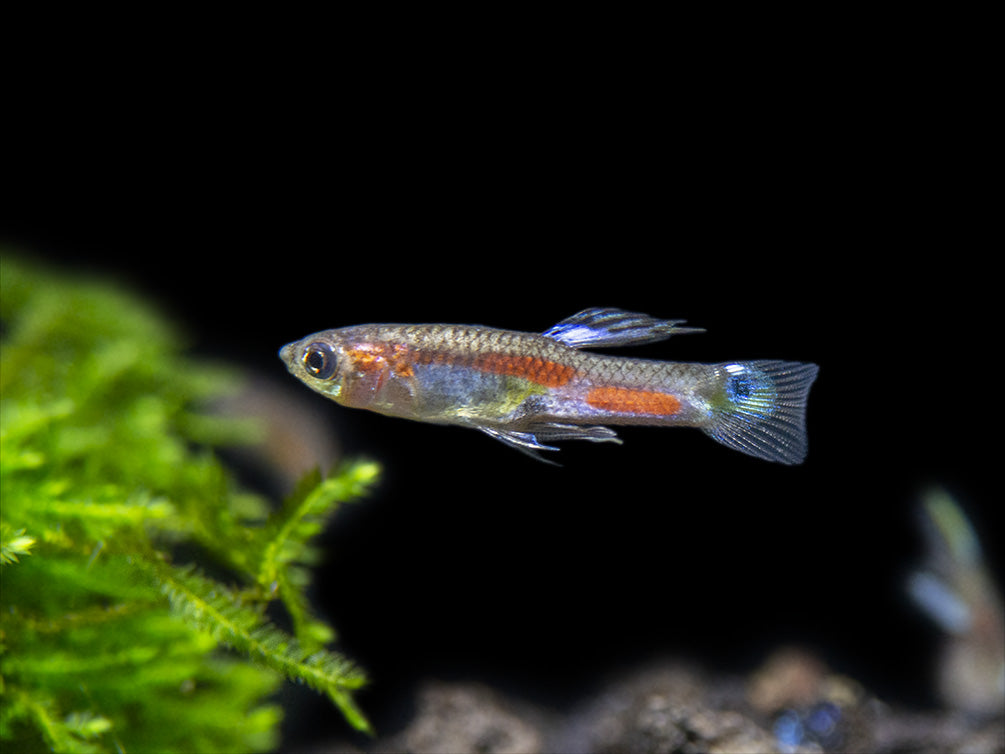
left=542, top=307, right=703, bottom=349
left=527, top=422, right=622, bottom=445
left=476, top=422, right=621, bottom=464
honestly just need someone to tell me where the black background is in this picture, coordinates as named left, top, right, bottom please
left=3, top=45, right=999, bottom=745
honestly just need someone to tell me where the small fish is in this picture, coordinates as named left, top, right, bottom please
left=279, top=308, right=819, bottom=464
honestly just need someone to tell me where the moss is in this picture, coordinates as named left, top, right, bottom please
left=0, top=253, right=378, bottom=752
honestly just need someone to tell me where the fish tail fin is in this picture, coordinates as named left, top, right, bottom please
left=703, top=360, right=819, bottom=464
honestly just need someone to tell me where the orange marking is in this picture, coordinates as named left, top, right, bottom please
left=472, top=353, right=576, bottom=387
left=411, top=349, right=576, bottom=387
left=586, top=386, right=681, bottom=416
left=349, top=343, right=385, bottom=373
left=390, top=343, right=414, bottom=377
left=350, top=343, right=416, bottom=378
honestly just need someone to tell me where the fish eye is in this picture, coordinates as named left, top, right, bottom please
left=302, top=342, right=337, bottom=379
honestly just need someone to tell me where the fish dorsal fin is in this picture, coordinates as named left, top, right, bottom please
left=542, top=307, right=704, bottom=349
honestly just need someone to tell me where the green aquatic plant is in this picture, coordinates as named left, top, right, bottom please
left=0, top=254, right=378, bottom=752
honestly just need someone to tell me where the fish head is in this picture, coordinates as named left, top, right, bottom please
left=279, top=326, right=413, bottom=413
left=280, top=330, right=350, bottom=403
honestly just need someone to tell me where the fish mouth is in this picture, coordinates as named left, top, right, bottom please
left=278, top=342, right=297, bottom=367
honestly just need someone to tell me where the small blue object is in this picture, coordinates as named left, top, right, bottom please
left=806, top=701, right=841, bottom=741
left=773, top=710, right=804, bottom=751
left=908, top=571, right=972, bottom=635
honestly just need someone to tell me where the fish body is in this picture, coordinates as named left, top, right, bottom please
left=279, top=308, right=819, bottom=464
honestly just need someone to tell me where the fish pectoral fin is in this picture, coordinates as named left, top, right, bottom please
left=542, top=307, right=704, bottom=349
left=476, top=422, right=622, bottom=464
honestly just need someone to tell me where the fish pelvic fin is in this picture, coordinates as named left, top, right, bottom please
left=477, top=426, right=562, bottom=465
left=703, top=360, right=819, bottom=465
left=542, top=307, right=704, bottom=349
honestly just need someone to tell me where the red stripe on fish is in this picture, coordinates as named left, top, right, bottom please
left=586, top=386, right=682, bottom=416
left=472, top=353, right=576, bottom=387
left=412, top=350, right=576, bottom=387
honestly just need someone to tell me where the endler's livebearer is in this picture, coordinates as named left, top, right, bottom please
left=280, top=308, right=819, bottom=464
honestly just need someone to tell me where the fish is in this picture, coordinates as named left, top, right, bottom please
left=279, top=307, right=819, bottom=464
